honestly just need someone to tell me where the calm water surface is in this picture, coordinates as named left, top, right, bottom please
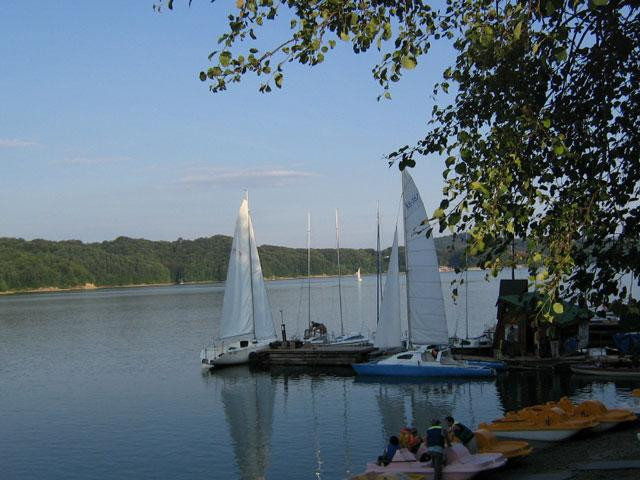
left=1, top=272, right=639, bottom=479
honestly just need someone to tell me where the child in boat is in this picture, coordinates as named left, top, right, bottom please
left=399, top=427, right=422, bottom=454
left=444, top=416, right=477, bottom=454
left=377, top=435, right=399, bottom=466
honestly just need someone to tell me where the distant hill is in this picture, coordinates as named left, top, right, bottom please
left=0, top=235, right=526, bottom=292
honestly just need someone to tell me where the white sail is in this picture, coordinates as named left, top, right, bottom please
left=219, top=194, right=276, bottom=342
left=248, top=214, right=277, bottom=342
left=374, top=227, right=402, bottom=350
left=402, top=170, right=449, bottom=345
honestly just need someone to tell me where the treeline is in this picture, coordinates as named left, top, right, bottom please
left=0, top=235, right=526, bottom=292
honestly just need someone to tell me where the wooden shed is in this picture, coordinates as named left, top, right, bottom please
left=495, top=290, right=591, bottom=358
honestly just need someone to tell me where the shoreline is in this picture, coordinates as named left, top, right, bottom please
left=0, top=266, right=528, bottom=296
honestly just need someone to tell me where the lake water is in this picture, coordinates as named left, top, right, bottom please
left=1, top=271, right=639, bottom=479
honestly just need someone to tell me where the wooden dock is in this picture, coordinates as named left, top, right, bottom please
left=501, top=355, right=587, bottom=371
left=251, top=342, right=376, bottom=367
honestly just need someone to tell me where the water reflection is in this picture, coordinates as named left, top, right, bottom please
left=355, top=377, right=500, bottom=435
left=215, top=367, right=276, bottom=480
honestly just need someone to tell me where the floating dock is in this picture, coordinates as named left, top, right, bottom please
left=251, top=342, right=376, bottom=367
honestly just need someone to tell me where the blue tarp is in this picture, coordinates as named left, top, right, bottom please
left=613, top=333, right=640, bottom=355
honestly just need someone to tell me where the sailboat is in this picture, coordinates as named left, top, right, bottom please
left=356, top=268, right=363, bottom=282
left=352, top=171, right=494, bottom=377
left=373, top=226, right=402, bottom=351
left=200, top=193, right=277, bottom=367
left=303, top=210, right=370, bottom=347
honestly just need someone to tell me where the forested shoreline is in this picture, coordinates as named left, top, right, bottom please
left=0, top=235, right=525, bottom=293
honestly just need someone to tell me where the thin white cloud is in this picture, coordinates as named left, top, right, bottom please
left=177, top=167, right=320, bottom=188
left=0, top=138, right=36, bottom=148
left=62, top=155, right=128, bottom=166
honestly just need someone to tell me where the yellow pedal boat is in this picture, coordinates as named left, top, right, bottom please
left=474, top=429, right=533, bottom=459
left=551, top=398, right=637, bottom=432
left=479, top=406, right=598, bottom=441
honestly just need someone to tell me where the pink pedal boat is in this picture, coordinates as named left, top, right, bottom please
left=354, top=444, right=507, bottom=480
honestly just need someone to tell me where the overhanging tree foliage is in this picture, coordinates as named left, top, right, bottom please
left=158, top=0, right=639, bottom=319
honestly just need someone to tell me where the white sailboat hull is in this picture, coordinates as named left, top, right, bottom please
left=200, top=339, right=273, bottom=367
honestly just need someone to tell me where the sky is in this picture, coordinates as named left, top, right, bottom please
left=1, top=1, right=454, bottom=249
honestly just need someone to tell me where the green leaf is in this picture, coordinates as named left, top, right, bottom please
left=554, top=48, right=568, bottom=62
left=533, top=252, right=542, bottom=263
left=274, top=73, right=283, bottom=88
left=401, top=56, right=417, bottom=70
left=552, top=302, right=564, bottom=314
left=554, top=145, right=565, bottom=155
left=514, top=21, right=523, bottom=40
left=591, top=0, right=609, bottom=5
left=199, top=71, right=206, bottom=82
left=433, top=208, right=445, bottom=219
left=219, top=51, right=231, bottom=67
left=340, top=32, right=350, bottom=42
left=384, top=91, right=391, bottom=100
left=542, top=118, right=551, bottom=128
left=506, top=222, right=515, bottom=234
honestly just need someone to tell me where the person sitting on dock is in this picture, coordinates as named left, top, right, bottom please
left=444, top=416, right=477, bottom=454
left=420, top=419, right=449, bottom=480
left=377, top=435, right=399, bottom=466
left=399, top=427, right=422, bottom=454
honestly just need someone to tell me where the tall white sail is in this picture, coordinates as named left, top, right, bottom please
left=220, top=194, right=276, bottom=342
left=401, top=170, right=449, bottom=345
left=374, top=227, right=402, bottom=350
left=248, top=214, right=277, bottom=342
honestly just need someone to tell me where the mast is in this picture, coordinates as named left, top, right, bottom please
left=336, top=208, right=344, bottom=336
left=401, top=178, right=413, bottom=347
left=376, top=202, right=381, bottom=325
left=465, top=249, right=469, bottom=341
left=307, top=211, right=311, bottom=330
left=247, top=191, right=256, bottom=340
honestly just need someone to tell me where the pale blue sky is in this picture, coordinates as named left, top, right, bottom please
left=1, top=1, right=453, bottom=248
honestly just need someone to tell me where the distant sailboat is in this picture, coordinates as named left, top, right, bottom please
left=353, top=171, right=494, bottom=377
left=356, top=268, right=362, bottom=282
left=200, top=193, right=277, bottom=367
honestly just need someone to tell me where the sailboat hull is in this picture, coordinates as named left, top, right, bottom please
left=352, top=362, right=495, bottom=378
left=200, top=340, right=272, bottom=367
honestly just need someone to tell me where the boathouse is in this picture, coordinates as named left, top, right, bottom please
left=495, top=290, right=591, bottom=358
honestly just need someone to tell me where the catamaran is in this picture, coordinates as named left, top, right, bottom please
left=200, top=193, right=277, bottom=367
left=352, top=171, right=494, bottom=377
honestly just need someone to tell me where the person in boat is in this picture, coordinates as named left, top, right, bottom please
left=420, top=419, right=449, bottom=480
left=399, top=427, right=422, bottom=454
left=377, top=435, right=399, bottom=466
left=444, top=416, right=477, bottom=454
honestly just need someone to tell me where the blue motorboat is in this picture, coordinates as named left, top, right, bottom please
left=352, top=345, right=495, bottom=378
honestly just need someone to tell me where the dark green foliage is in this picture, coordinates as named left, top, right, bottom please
left=0, top=234, right=511, bottom=292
